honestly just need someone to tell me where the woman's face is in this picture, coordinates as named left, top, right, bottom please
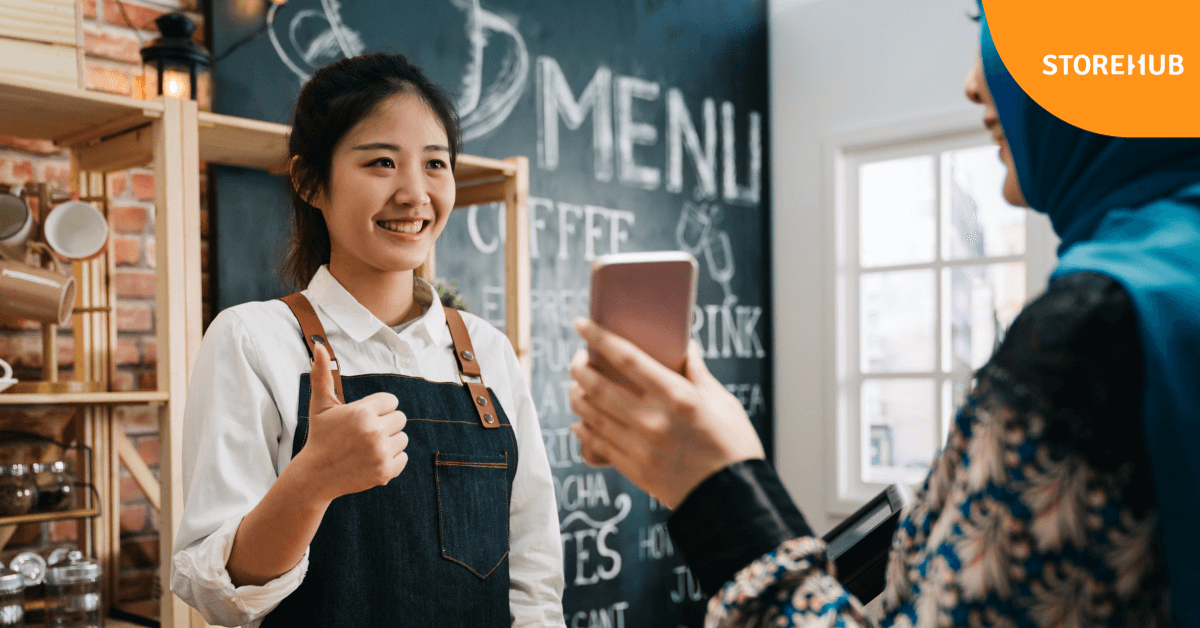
left=964, top=58, right=1028, bottom=208
left=314, top=91, right=455, bottom=277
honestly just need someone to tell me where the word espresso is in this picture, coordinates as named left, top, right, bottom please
left=1043, top=54, right=1183, bottom=76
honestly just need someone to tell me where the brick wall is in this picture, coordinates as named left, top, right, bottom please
left=0, top=0, right=206, bottom=608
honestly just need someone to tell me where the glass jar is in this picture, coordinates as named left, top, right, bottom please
left=0, top=465, right=35, bottom=517
left=44, top=555, right=101, bottom=628
left=32, top=461, right=74, bottom=512
left=0, top=570, right=23, bottom=627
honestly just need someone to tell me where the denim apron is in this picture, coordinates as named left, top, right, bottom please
left=260, top=294, right=518, bottom=627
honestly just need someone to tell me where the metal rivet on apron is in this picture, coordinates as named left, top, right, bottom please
left=310, top=334, right=325, bottom=345
left=476, top=396, right=488, bottom=406
left=484, top=413, right=495, bottom=424
left=461, top=350, right=474, bottom=361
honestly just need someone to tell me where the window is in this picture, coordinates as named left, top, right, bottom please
left=829, top=123, right=1059, bottom=509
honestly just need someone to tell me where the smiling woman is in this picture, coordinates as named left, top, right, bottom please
left=169, top=53, right=567, bottom=628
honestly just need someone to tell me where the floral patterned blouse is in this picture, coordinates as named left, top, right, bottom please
left=668, top=273, right=1171, bottom=627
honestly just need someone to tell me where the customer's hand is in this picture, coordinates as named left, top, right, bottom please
left=569, top=318, right=765, bottom=509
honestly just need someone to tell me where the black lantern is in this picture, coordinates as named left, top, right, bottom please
left=140, top=12, right=212, bottom=105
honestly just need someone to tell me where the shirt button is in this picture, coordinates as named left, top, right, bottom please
left=400, top=358, right=413, bottom=369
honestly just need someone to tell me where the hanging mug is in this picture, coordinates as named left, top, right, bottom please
left=43, top=201, right=109, bottom=261
left=0, top=259, right=76, bottom=326
left=266, top=0, right=528, bottom=140
left=0, top=190, right=32, bottom=262
left=0, top=357, right=15, bottom=394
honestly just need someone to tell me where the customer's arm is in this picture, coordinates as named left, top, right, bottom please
left=569, top=322, right=873, bottom=625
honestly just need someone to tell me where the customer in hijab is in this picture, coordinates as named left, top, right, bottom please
left=568, top=4, right=1200, bottom=627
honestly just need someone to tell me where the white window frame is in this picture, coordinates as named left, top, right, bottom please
left=822, top=111, right=1059, bottom=514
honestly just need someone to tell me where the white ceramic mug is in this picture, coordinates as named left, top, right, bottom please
left=0, top=357, right=14, bottom=393
left=0, top=190, right=32, bottom=261
left=43, top=201, right=109, bottom=261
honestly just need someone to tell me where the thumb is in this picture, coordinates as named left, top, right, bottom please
left=309, top=341, right=341, bottom=415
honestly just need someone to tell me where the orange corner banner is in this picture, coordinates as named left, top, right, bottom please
left=983, top=0, right=1200, bottom=137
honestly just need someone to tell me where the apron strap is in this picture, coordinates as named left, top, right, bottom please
left=444, top=307, right=500, bottom=429
left=279, top=293, right=345, bottom=405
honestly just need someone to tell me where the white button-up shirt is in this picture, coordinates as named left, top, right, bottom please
left=170, top=267, right=566, bottom=627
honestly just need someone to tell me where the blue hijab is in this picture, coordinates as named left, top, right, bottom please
left=980, top=7, right=1200, bottom=625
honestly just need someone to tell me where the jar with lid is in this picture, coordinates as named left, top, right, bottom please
left=32, top=461, right=74, bottom=512
left=44, top=554, right=101, bottom=628
left=0, top=465, right=35, bottom=517
left=0, top=569, right=23, bottom=627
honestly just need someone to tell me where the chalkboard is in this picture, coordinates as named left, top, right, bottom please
left=210, top=1, right=771, bottom=625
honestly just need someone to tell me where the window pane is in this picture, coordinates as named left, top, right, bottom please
left=942, top=145, right=1026, bottom=259
left=942, top=262, right=1026, bottom=372
left=859, top=155, right=935, bottom=267
left=863, top=378, right=935, bottom=479
left=862, top=269, right=935, bottom=373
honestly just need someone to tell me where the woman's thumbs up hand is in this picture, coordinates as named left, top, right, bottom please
left=293, top=342, right=410, bottom=502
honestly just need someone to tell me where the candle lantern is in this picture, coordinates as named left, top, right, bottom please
left=140, top=12, right=212, bottom=106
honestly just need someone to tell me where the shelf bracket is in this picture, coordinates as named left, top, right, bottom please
left=117, top=431, right=161, bottom=512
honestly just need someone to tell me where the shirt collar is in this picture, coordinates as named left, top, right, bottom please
left=304, top=266, right=451, bottom=347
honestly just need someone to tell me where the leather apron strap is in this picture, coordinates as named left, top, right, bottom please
left=280, top=293, right=345, bottom=404
left=444, top=307, right=500, bottom=429
left=279, top=293, right=499, bottom=430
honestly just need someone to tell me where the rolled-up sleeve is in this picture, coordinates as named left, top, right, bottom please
left=169, top=309, right=305, bottom=627
left=501, top=341, right=568, bottom=627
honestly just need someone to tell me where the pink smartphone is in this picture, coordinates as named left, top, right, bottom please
left=588, top=251, right=699, bottom=386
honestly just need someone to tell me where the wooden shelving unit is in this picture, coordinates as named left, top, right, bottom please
left=1, top=75, right=530, bottom=628
left=0, top=392, right=169, bottom=406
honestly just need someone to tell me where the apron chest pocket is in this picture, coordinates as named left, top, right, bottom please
left=434, top=452, right=510, bottom=579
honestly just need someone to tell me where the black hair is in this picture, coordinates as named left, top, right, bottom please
left=282, top=53, right=462, bottom=289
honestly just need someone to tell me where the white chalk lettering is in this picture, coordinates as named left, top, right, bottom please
left=569, top=601, right=629, bottom=628
left=531, top=288, right=591, bottom=330
left=638, top=522, right=675, bottom=560
left=554, top=472, right=613, bottom=512
left=671, top=565, right=704, bottom=603
left=481, top=285, right=505, bottom=327
left=667, top=88, right=718, bottom=199
left=693, top=303, right=766, bottom=359
left=537, top=57, right=613, bottom=181
left=543, top=425, right=585, bottom=469
left=724, top=382, right=768, bottom=417
left=535, top=56, right=761, bottom=202
left=467, top=203, right=503, bottom=254
left=615, top=75, right=661, bottom=189
left=557, top=203, right=584, bottom=260
left=722, top=102, right=762, bottom=205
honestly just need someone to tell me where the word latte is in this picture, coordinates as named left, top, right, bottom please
left=1043, top=54, right=1183, bottom=76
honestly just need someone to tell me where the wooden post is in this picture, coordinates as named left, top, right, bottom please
left=154, top=96, right=194, bottom=628
left=503, top=157, right=531, bottom=382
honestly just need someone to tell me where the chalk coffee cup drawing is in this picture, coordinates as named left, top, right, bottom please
left=267, top=0, right=528, bottom=140
left=0, top=357, right=15, bottom=393
left=43, top=201, right=109, bottom=261
left=0, top=261, right=76, bottom=326
left=0, top=191, right=32, bottom=261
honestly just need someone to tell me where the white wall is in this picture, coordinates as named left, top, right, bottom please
left=768, top=0, right=982, bottom=531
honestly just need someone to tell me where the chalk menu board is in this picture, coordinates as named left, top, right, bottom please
left=210, top=1, right=770, bottom=625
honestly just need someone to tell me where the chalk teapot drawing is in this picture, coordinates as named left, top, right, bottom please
left=267, top=0, right=528, bottom=141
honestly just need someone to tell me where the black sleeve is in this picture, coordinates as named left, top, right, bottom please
left=667, top=459, right=813, bottom=596
left=977, top=270, right=1151, bottom=512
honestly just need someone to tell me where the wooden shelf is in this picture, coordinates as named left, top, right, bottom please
left=0, top=80, right=161, bottom=146
left=194, top=110, right=518, bottom=194
left=0, top=506, right=98, bottom=527
left=198, top=110, right=291, bottom=172
left=0, top=391, right=169, bottom=406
